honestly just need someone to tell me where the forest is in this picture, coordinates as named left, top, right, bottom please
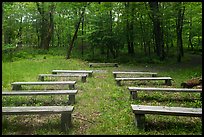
left=2, top=2, right=202, bottom=62
left=2, top=2, right=202, bottom=135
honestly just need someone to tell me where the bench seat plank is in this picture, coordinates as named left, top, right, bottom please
left=11, top=81, right=76, bottom=90
left=116, top=77, right=172, bottom=86
left=89, top=63, right=118, bottom=67
left=2, top=90, right=78, bottom=104
left=116, top=77, right=172, bottom=81
left=11, top=81, right=76, bottom=85
left=39, top=74, right=87, bottom=77
left=52, top=70, right=93, bottom=77
left=2, top=106, right=74, bottom=132
left=131, top=104, right=202, bottom=117
left=2, top=90, right=78, bottom=95
left=38, top=74, right=87, bottom=82
left=131, top=104, right=202, bottom=130
left=128, top=87, right=202, bottom=92
left=2, top=106, right=74, bottom=115
left=113, top=71, right=157, bottom=78
left=128, top=87, right=202, bottom=100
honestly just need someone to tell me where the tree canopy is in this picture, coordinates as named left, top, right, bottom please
left=2, top=2, right=202, bottom=62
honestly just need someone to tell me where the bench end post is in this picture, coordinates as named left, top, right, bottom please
left=134, top=113, right=145, bottom=131
left=130, top=91, right=138, bottom=100
left=81, top=76, right=87, bottom=83
left=61, top=112, right=72, bottom=132
left=116, top=80, right=121, bottom=86
left=68, top=95, right=75, bottom=105
left=165, top=79, right=172, bottom=86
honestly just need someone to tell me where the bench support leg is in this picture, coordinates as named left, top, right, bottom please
left=68, top=95, right=75, bottom=105
left=61, top=112, right=72, bottom=132
left=152, top=74, right=156, bottom=77
left=12, top=85, right=22, bottom=90
left=130, top=91, right=137, bottom=100
left=165, top=80, right=172, bottom=86
left=69, top=84, right=75, bottom=90
left=113, top=74, right=117, bottom=78
left=200, top=93, right=202, bottom=101
left=88, top=73, right=92, bottom=77
left=134, top=114, right=145, bottom=130
left=38, top=76, right=44, bottom=81
left=81, top=76, right=86, bottom=83
left=116, top=80, right=121, bottom=86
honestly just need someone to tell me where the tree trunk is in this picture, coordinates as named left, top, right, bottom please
left=66, top=3, right=89, bottom=59
left=176, top=2, right=185, bottom=62
left=81, top=14, right=84, bottom=57
left=36, top=2, right=55, bottom=50
left=149, top=2, right=165, bottom=61
left=188, top=15, right=193, bottom=50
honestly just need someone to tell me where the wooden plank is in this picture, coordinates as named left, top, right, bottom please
left=39, top=74, right=87, bottom=77
left=131, top=104, right=202, bottom=117
left=11, top=81, right=76, bottom=90
left=2, top=106, right=74, bottom=115
left=38, top=74, right=87, bottom=82
left=116, top=77, right=172, bottom=86
left=52, top=70, right=93, bottom=77
left=2, top=106, right=74, bottom=132
left=3, top=90, right=78, bottom=104
left=128, top=87, right=202, bottom=92
left=116, top=77, right=172, bottom=81
left=11, top=81, right=76, bottom=85
left=52, top=70, right=93, bottom=73
left=128, top=87, right=202, bottom=100
left=131, top=104, right=202, bottom=130
left=89, top=63, right=118, bottom=67
left=113, top=71, right=157, bottom=78
left=113, top=71, right=157, bottom=74
left=2, top=90, right=78, bottom=96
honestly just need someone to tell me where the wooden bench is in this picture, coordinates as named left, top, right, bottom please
left=2, top=90, right=78, bottom=104
left=115, top=77, right=172, bottom=86
left=52, top=70, right=93, bottom=77
left=131, top=104, right=202, bottom=130
left=89, top=63, right=118, bottom=67
left=2, top=106, right=74, bottom=132
left=38, top=74, right=87, bottom=83
left=128, top=87, right=202, bottom=100
left=11, top=81, right=76, bottom=90
left=112, top=71, right=157, bottom=78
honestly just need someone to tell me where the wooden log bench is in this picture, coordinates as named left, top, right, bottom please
left=115, top=77, right=172, bottom=86
left=38, top=74, right=87, bottom=83
left=128, top=87, right=202, bottom=100
left=2, top=90, right=78, bottom=105
left=11, top=81, right=77, bottom=90
left=52, top=70, right=93, bottom=77
left=112, top=71, right=157, bottom=78
left=131, top=104, right=202, bottom=130
left=89, top=63, right=118, bottom=67
left=2, top=106, right=74, bottom=132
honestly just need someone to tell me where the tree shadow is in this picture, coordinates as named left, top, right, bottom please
left=144, top=118, right=202, bottom=133
left=137, top=95, right=200, bottom=102
left=2, top=115, right=71, bottom=135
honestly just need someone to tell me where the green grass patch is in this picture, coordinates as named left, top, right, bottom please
left=2, top=53, right=202, bottom=135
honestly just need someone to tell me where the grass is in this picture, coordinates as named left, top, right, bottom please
left=2, top=51, right=202, bottom=135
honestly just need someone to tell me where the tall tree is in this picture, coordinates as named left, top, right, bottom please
left=149, top=2, right=165, bottom=61
left=36, top=2, right=55, bottom=50
left=176, top=2, right=185, bottom=62
left=125, top=2, right=135, bottom=55
left=66, top=2, right=89, bottom=59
